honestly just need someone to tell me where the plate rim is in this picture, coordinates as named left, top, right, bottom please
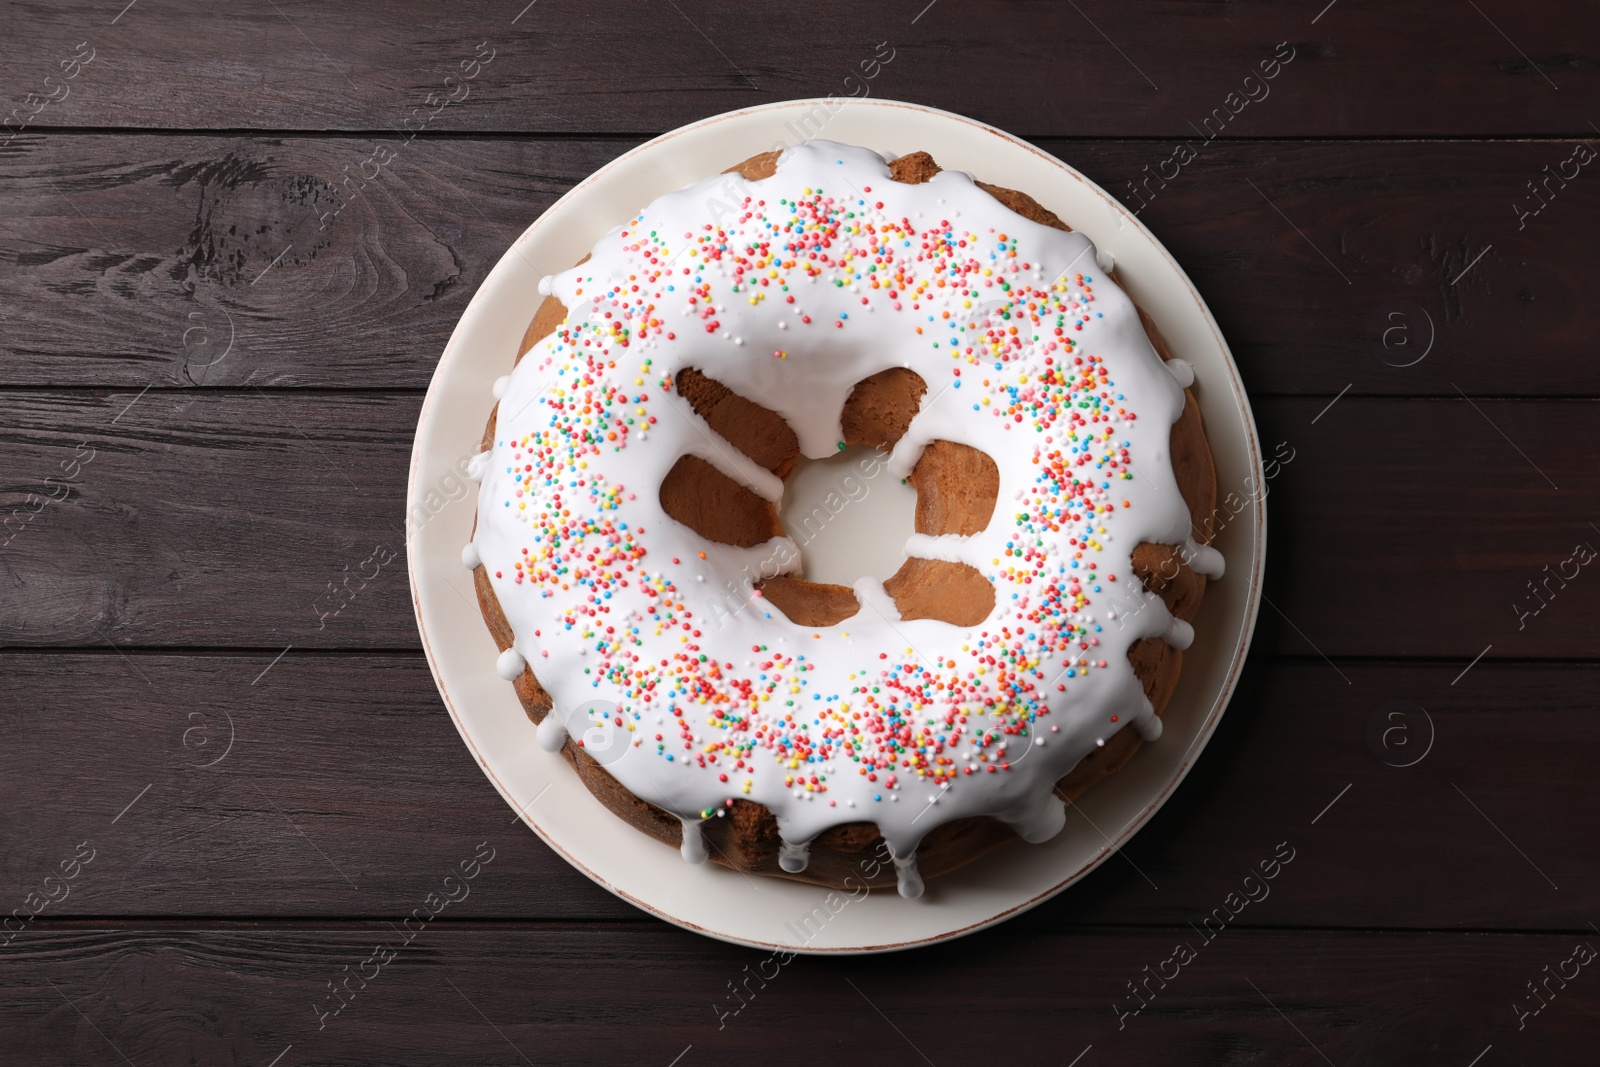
left=407, top=96, right=1266, bottom=954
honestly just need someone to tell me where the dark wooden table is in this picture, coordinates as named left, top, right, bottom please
left=3, top=1, right=1597, bottom=1063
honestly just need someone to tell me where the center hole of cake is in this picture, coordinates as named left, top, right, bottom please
left=778, top=445, right=917, bottom=587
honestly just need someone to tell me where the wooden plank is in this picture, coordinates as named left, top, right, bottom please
left=0, top=390, right=422, bottom=648
left=1069, top=136, right=1600, bottom=400
left=4, top=134, right=1597, bottom=394
left=0, top=134, right=627, bottom=390
left=3, top=922, right=1595, bottom=1064
left=3, top=4, right=1589, bottom=1056
left=0, top=652, right=641, bottom=922
left=1255, top=396, right=1600, bottom=660
left=3, top=0, right=1595, bottom=136
left=0, top=391, right=1594, bottom=656
left=2, top=655, right=1594, bottom=930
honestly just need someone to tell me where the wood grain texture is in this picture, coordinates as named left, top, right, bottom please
left=2, top=1, right=1596, bottom=1051
left=0, top=134, right=624, bottom=389
left=3, top=0, right=1596, bottom=136
left=3, top=135, right=1598, bottom=394
left=2, top=654, right=1594, bottom=931
left=0, top=391, right=1595, bottom=656
left=4, top=923, right=1597, bottom=1065
left=0, top=389, right=420, bottom=648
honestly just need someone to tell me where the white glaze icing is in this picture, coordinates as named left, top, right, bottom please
left=471, top=141, right=1220, bottom=883
left=461, top=541, right=482, bottom=570
left=1186, top=541, right=1226, bottom=578
left=679, top=817, right=709, bottom=864
left=891, top=850, right=924, bottom=899
left=535, top=712, right=568, bottom=753
left=996, top=789, right=1068, bottom=843
left=1165, top=357, right=1195, bottom=389
left=900, top=532, right=978, bottom=566
left=777, top=839, right=811, bottom=874
left=1164, top=617, right=1195, bottom=652
left=495, top=647, right=526, bottom=681
left=850, top=576, right=902, bottom=622
left=492, top=374, right=512, bottom=400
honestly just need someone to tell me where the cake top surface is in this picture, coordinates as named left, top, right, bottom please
left=472, top=140, right=1217, bottom=879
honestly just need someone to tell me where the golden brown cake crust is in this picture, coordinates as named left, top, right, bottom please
left=471, top=149, right=1218, bottom=890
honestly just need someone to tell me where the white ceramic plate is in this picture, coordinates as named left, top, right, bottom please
left=407, top=99, right=1265, bottom=954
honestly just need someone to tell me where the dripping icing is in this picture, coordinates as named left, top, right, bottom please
left=1186, top=541, right=1225, bottom=578
left=679, top=818, right=709, bottom=864
left=998, top=791, right=1069, bottom=844
left=891, top=850, right=924, bottom=900
left=495, top=648, right=526, bottom=681
left=778, top=839, right=811, bottom=874
left=472, top=141, right=1220, bottom=883
left=535, top=712, right=568, bottom=753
